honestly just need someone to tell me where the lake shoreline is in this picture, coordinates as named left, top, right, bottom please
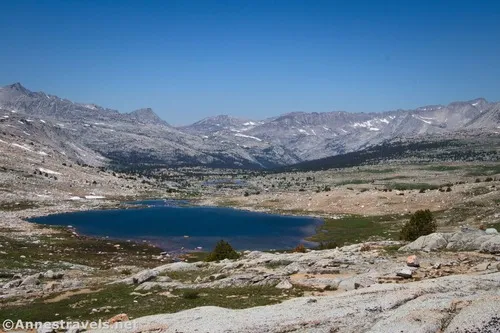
left=25, top=198, right=323, bottom=253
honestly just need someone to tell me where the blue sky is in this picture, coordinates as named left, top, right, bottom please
left=1, top=0, right=499, bottom=125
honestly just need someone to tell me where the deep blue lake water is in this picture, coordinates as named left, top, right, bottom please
left=29, top=201, right=322, bottom=251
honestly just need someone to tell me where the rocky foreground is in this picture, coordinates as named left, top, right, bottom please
left=84, top=230, right=500, bottom=333
left=95, top=272, right=500, bottom=333
left=1, top=212, right=499, bottom=333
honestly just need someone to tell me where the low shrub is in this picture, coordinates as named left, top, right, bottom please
left=293, top=244, right=306, bottom=253
left=400, top=209, right=437, bottom=241
left=205, top=240, right=240, bottom=262
left=182, top=290, right=200, bottom=299
left=360, top=243, right=371, bottom=251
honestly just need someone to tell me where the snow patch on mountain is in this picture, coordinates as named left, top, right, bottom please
left=298, top=129, right=309, bottom=135
left=38, top=168, right=61, bottom=175
left=12, top=143, right=33, bottom=152
left=234, top=133, right=262, bottom=141
left=352, top=118, right=389, bottom=131
left=412, top=115, right=433, bottom=124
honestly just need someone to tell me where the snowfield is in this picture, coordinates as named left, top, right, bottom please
left=412, top=115, right=433, bottom=124
left=12, top=143, right=33, bottom=152
left=38, top=168, right=61, bottom=175
left=234, top=133, right=262, bottom=141
left=85, top=195, right=105, bottom=199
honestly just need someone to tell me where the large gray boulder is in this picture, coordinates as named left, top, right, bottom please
left=20, top=274, right=41, bottom=287
left=113, top=262, right=200, bottom=285
left=480, top=236, right=500, bottom=254
left=282, top=262, right=303, bottom=275
left=154, top=262, right=200, bottom=274
left=207, top=273, right=282, bottom=288
left=275, top=279, right=293, bottom=289
left=338, top=275, right=376, bottom=290
left=398, top=233, right=449, bottom=252
left=294, top=276, right=342, bottom=290
left=132, top=269, right=158, bottom=285
left=43, top=270, right=64, bottom=279
left=485, top=228, right=498, bottom=235
left=399, top=230, right=500, bottom=254
left=446, top=230, right=493, bottom=251
left=61, top=279, right=84, bottom=289
left=3, top=279, right=22, bottom=289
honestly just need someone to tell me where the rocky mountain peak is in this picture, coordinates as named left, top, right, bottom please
left=0, top=82, right=498, bottom=169
left=127, top=108, right=168, bottom=126
left=2, top=82, right=31, bottom=95
left=468, top=98, right=488, bottom=107
left=7, top=82, right=27, bottom=90
left=415, top=104, right=444, bottom=112
left=198, top=115, right=247, bottom=126
left=181, top=115, right=253, bottom=134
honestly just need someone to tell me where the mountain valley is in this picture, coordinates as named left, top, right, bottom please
left=2, top=83, right=499, bottom=170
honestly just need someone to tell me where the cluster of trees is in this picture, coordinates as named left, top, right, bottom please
left=476, top=177, right=496, bottom=183
left=33, top=169, right=57, bottom=180
left=286, top=140, right=457, bottom=172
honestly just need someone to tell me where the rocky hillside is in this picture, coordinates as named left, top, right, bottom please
left=184, top=98, right=500, bottom=163
left=0, top=83, right=288, bottom=168
left=84, top=231, right=500, bottom=333
left=2, top=225, right=499, bottom=333
left=95, top=272, right=500, bottom=333
left=1, top=83, right=499, bottom=169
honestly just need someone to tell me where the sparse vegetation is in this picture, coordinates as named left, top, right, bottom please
left=316, top=241, right=338, bottom=250
left=0, top=284, right=307, bottom=322
left=423, top=165, right=463, bottom=172
left=309, top=214, right=405, bottom=246
left=388, top=183, right=440, bottom=191
left=465, top=164, right=500, bottom=177
left=336, top=179, right=370, bottom=186
left=166, top=268, right=219, bottom=282
left=0, top=201, right=40, bottom=211
left=0, top=228, right=164, bottom=272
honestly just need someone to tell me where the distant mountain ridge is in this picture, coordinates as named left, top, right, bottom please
left=0, top=82, right=499, bottom=169
left=0, top=83, right=168, bottom=126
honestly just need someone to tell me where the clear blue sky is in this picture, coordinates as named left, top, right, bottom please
left=1, top=0, right=499, bottom=125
